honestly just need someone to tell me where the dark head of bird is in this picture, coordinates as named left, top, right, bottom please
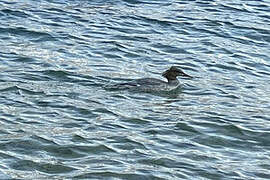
left=162, top=66, right=192, bottom=81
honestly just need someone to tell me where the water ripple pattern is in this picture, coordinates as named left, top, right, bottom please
left=0, top=0, right=270, bottom=179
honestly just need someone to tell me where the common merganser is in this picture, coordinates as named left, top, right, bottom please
left=107, top=66, right=192, bottom=92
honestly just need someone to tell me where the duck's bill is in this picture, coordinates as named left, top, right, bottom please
left=181, top=72, right=193, bottom=78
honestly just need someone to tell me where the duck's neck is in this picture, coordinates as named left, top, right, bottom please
left=167, top=78, right=179, bottom=85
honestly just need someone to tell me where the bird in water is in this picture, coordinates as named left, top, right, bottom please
left=106, top=66, right=192, bottom=92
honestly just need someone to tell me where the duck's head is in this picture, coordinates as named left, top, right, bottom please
left=162, top=66, right=192, bottom=80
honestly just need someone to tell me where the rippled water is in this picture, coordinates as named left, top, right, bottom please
left=0, top=0, right=270, bottom=179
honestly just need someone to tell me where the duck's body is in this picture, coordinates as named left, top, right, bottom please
left=107, top=66, right=191, bottom=92
left=117, top=78, right=180, bottom=92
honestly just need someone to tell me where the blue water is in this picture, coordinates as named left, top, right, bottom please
left=0, top=0, right=270, bottom=179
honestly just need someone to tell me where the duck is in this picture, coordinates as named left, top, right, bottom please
left=106, top=66, right=192, bottom=92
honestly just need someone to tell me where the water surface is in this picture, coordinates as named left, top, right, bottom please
left=0, top=0, right=270, bottom=179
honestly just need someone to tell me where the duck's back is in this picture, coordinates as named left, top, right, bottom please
left=106, top=78, right=180, bottom=92
left=133, top=78, right=179, bottom=92
left=135, top=78, right=167, bottom=86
